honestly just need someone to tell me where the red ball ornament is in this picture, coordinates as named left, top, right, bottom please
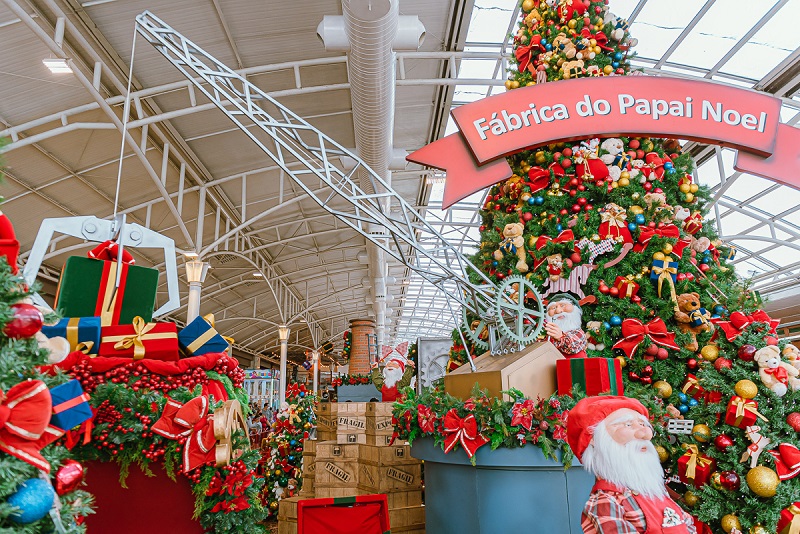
left=640, top=376, right=652, bottom=385
left=522, top=212, right=533, bottom=222
left=559, top=209, right=569, bottom=216
left=628, top=371, right=639, bottom=381
left=636, top=149, right=645, bottom=159
left=641, top=365, right=653, bottom=377
left=585, top=204, right=593, bottom=211
left=687, top=358, right=698, bottom=370
left=714, top=434, right=734, bottom=451
left=657, top=348, right=669, bottom=360
left=570, top=252, right=582, bottom=263
left=787, top=412, right=800, bottom=432
left=631, top=295, right=641, bottom=303
left=609, top=287, right=620, bottom=297
left=553, top=152, right=562, bottom=161
left=598, top=284, right=610, bottom=295
left=765, top=336, right=779, bottom=346
left=699, top=263, right=710, bottom=272
left=677, top=273, right=687, bottom=282
left=714, top=358, right=733, bottom=371
left=572, top=204, right=581, bottom=212
left=738, top=344, right=757, bottom=362
left=629, top=139, right=640, bottom=150
left=643, top=182, right=653, bottom=191
left=595, top=180, right=604, bottom=187
left=4, top=303, right=44, bottom=339
left=562, top=147, right=573, bottom=158
left=562, top=158, right=572, bottom=169
left=686, top=273, right=695, bottom=281
left=578, top=197, right=588, bottom=205
left=55, top=459, right=85, bottom=495
left=646, top=345, right=659, bottom=356
left=719, top=470, right=740, bottom=491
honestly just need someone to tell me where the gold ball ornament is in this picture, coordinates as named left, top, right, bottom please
left=746, top=466, right=779, bottom=497
left=735, top=379, right=759, bottom=399
left=652, top=251, right=666, bottom=261
left=504, top=80, right=513, bottom=90
left=568, top=19, right=577, bottom=29
left=720, top=514, right=741, bottom=534
left=662, top=243, right=673, bottom=255
left=653, top=380, right=672, bottom=398
left=274, top=469, right=282, bottom=476
left=685, top=192, right=695, bottom=202
left=615, top=356, right=627, bottom=369
left=620, top=171, right=630, bottom=180
left=297, top=407, right=304, bottom=414
left=511, top=80, right=520, bottom=89
left=629, top=204, right=643, bottom=214
left=690, top=184, right=699, bottom=193
left=603, top=65, right=614, bottom=75
left=700, top=344, right=719, bottom=362
left=683, top=491, right=698, bottom=507
left=618, top=177, right=630, bottom=187
left=710, top=471, right=724, bottom=489
left=679, top=183, right=691, bottom=193
left=521, top=0, right=535, bottom=11
left=749, top=525, right=768, bottom=534
left=692, top=423, right=712, bottom=443
left=269, top=500, right=279, bottom=510
left=656, top=445, right=669, bottom=463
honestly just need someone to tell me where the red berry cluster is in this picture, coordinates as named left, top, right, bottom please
left=215, top=357, right=245, bottom=388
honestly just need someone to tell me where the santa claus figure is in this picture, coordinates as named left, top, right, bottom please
left=567, top=396, right=696, bottom=534
left=370, top=343, right=416, bottom=402
left=544, top=293, right=587, bottom=358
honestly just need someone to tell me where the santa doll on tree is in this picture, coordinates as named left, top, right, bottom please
left=544, top=293, right=588, bottom=359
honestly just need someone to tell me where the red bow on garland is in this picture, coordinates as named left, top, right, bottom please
left=770, top=443, right=800, bottom=481
left=442, top=408, right=489, bottom=459
left=515, top=35, right=544, bottom=73
left=612, top=318, right=680, bottom=358
left=714, top=310, right=779, bottom=341
left=152, top=396, right=216, bottom=473
left=560, top=0, right=587, bottom=22
left=530, top=230, right=575, bottom=269
left=88, top=240, right=135, bottom=264
left=579, top=27, right=611, bottom=51
left=632, top=224, right=680, bottom=253
left=527, top=166, right=551, bottom=193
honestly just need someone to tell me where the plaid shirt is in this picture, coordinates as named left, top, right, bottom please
left=551, top=328, right=587, bottom=355
left=581, top=486, right=697, bottom=534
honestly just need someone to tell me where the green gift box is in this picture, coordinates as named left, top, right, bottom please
left=556, top=357, right=624, bottom=397
left=55, top=256, right=159, bottom=326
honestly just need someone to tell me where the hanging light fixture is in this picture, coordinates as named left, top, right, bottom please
left=42, top=58, right=72, bottom=74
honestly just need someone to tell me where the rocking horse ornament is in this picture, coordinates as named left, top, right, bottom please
left=370, top=341, right=416, bottom=402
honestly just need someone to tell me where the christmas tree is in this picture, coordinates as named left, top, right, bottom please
left=0, top=232, right=94, bottom=530
left=447, top=0, right=800, bottom=531
left=261, top=383, right=315, bottom=518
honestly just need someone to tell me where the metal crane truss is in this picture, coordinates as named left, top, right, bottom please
left=134, top=10, right=549, bottom=356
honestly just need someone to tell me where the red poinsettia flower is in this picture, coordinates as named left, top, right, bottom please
left=417, top=404, right=437, bottom=433
left=511, top=399, right=535, bottom=431
left=205, top=473, right=223, bottom=496
left=464, top=398, right=476, bottom=411
left=552, top=424, right=568, bottom=441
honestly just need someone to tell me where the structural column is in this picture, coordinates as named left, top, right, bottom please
left=312, top=350, right=319, bottom=395
left=184, top=259, right=209, bottom=322
left=278, top=325, right=289, bottom=405
left=348, top=318, right=376, bottom=374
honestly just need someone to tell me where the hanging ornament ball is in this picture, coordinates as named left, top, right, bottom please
left=4, top=303, right=44, bottom=339
left=700, top=344, right=719, bottom=361
left=786, top=412, right=800, bottom=431
left=653, top=380, right=672, bottom=398
left=646, top=344, right=659, bottom=356
left=749, top=525, right=768, bottom=534
left=610, top=315, right=622, bottom=326
left=7, top=478, right=55, bottom=524
left=269, top=500, right=279, bottom=510
left=692, top=424, right=712, bottom=443
left=656, top=348, right=669, bottom=360
left=662, top=243, right=674, bottom=255
left=735, top=379, right=759, bottom=399
left=746, top=466, right=779, bottom=497
left=615, top=356, right=627, bottom=369
left=720, top=514, right=742, bottom=534
left=710, top=471, right=724, bottom=490
left=714, top=358, right=733, bottom=371
left=521, top=0, right=535, bottom=11
left=720, top=470, right=741, bottom=491
left=738, top=344, right=757, bottom=362
left=655, top=445, right=669, bottom=463
left=683, top=490, right=698, bottom=507
left=714, top=434, right=734, bottom=451
left=687, top=358, right=698, bottom=370
left=55, top=459, right=85, bottom=495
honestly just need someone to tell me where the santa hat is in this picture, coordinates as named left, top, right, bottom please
left=386, top=358, right=406, bottom=372
left=547, top=293, right=581, bottom=309
left=566, top=396, right=649, bottom=462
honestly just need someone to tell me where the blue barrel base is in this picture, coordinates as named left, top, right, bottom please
left=336, top=383, right=381, bottom=402
left=411, top=438, right=595, bottom=534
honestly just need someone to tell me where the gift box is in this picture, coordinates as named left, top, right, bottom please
left=613, top=276, right=639, bottom=299
left=178, top=315, right=230, bottom=356
left=55, top=256, right=159, bottom=326
left=778, top=502, right=800, bottom=534
left=689, top=308, right=711, bottom=328
left=681, top=373, right=703, bottom=400
left=683, top=213, right=703, bottom=235
left=41, top=317, right=101, bottom=355
left=99, top=317, right=179, bottom=361
left=49, top=379, right=93, bottom=431
left=724, top=396, right=768, bottom=429
left=650, top=258, right=678, bottom=299
left=677, top=445, right=716, bottom=488
left=556, top=357, right=624, bottom=397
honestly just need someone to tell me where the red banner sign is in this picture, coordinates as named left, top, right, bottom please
left=407, top=76, right=797, bottom=208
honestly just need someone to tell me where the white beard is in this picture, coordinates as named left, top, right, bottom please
left=550, top=307, right=583, bottom=332
left=383, top=366, right=404, bottom=389
left=581, top=421, right=668, bottom=499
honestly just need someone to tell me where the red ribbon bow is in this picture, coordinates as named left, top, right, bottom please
left=579, top=27, right=611, bottom=51
left=152, top=396, right=216, bottom=473
left=715, top=310, right=778, bottom=341
left=0, top=380, right=62, bottom=473
left=633, top=224, right=680, bottom=253
left=531, top=230, right=575, bottom=269
left=88, top=240, right=135, bottom=264
left=527, top=166, right=551, bottom=193
left=612, top=317, right=680, bottom=358
left=770, top=444, right=800, bottom=480
left=515, top=35, right=544, bottom=73
left=442, top=408, right=489, bottom=459
left=765, top=366, right=789, bottom=384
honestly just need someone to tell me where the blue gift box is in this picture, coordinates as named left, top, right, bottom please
left=178, top=315, right=230, bottom=356
left=689, top=308, right=710, bottom=328
left=49, top=380, right=92, bottom=431
left=41, top=317, right=101, bottom=355
left=649, top=259, right=678, bottom=283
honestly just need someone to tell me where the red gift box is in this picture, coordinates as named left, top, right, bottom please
left=556, top=357, right=624, bottom=397
left=613, top=275, right=640, bottom=299
left=99, top=317, right=179, bottom=361
left=724, top=396, right=768, bottom=429
left=683, top=212, right=703, bottom=235
left=778, top=502, right=800, bottom=534
left=681, top=373, right=703, bottom=400
left=678, top=445, right=715, bottom=488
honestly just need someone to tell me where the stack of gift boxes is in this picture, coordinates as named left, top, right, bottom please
left=279, top=401, right=425, bottom=534
left=43, top=243, right=231, bottom=367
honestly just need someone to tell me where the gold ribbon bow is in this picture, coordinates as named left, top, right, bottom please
left=66, top=318, right=96, bottom=355
left=782, top=504, right=800, bottom=534
left=683, top=444, right=712, bottom=481
left=652, top=260, right=678, bottom=305
left=732, top=396, right=768, bottom=425
left=600, top=210, right=627, bottom=227
left=107, top=316, right=176, bottom=360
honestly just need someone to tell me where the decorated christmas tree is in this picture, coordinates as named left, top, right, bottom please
left=0, top=216, right=94, bottom=532
left=435, top=0, right=800, bottom=531
left=261, top=383, right=315, bottom=518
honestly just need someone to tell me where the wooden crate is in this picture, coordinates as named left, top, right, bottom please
left=316, top=441, right=359, bottom=461
left=277, top=521, right=297, bottom=534
left=364, top=433, right=395, bottom=446
left=315, top=459, right=359, bottom=488
left=339, top=402, right=367, bottom=414
left=389, top=505, right=426, bottom=529
left=316, top=414, right=338, bottom=433
left=317, top=429, right=337, bottom=442
left=302, top=438, right=317, bottom=456
left=313, top=486, right=366, bottom=499
left=300, top=455, right=315, bottom=494
left=317, top=402, right=339, bottom=417
left=337, top=432, right=367, bottom=444
left=366, top=402, right=393, bottom=416
left=366, top=414, right=393, bottom=435
left=358, top=463, right=422, bottom=493
left=336, top=414, right=367, bottom=432
left=355, top=488, right=424, bottom=509
left=277, top=496, right=303, bottom=521
left=359, top=443, right=417, bottom=466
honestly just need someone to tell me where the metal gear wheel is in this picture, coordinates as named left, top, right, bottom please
left=493, top=275, right=546, bottom=347
left=461, top=304, right=490, bottom=351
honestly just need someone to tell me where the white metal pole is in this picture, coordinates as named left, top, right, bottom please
left=312, top=351, right=319, bottom=396
left=278, top=325, right=290, bottom=405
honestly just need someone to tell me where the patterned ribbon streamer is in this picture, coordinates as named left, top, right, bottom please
left=612, top=317, right=680, bottom=358
left=442, top=408, right=489, bottom=459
